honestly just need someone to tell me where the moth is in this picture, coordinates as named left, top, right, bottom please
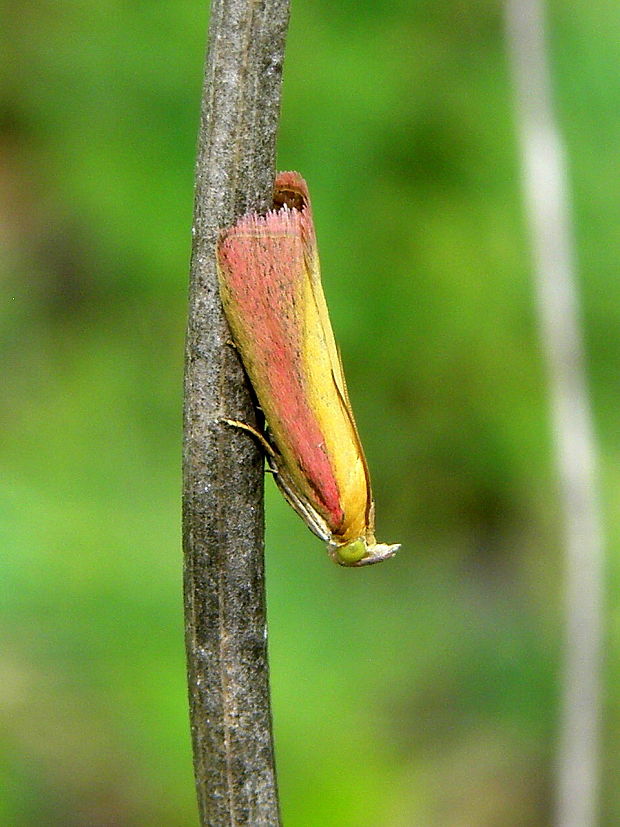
left=217, top=171, right=399, bottom=566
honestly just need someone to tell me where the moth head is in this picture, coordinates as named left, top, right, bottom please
left=329, top=537, right=400, bottom=567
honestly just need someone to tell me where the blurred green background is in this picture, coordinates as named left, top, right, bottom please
left=2, top=0, right=618, bottom=824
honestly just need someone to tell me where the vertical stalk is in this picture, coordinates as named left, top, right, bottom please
left=504, top=2, right=605, bottom=825
left=182, top=1, right=290, bottom=824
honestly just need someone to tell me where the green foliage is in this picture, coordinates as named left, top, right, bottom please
left=1, top=0, right=618, bottom=823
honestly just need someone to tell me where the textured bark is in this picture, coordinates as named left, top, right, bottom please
left=182, top=1, right=290, bottom=824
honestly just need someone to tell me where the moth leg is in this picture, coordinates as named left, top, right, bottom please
left=221, top=418, right=276, bottom=458
left=271, top=468, right=330, bottom=542
left=221, top=418, right=329, bottom=541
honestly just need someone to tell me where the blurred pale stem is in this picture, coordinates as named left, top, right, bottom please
left=183, top=0, right=289, bottom=824
left=504, top=1, right=605, bottom=825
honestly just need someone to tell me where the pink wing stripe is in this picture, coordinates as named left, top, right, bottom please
left=219, top=208, right=344, bottom=530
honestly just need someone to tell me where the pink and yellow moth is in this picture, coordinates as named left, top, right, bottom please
left=216, top=171, right=399, bottom=566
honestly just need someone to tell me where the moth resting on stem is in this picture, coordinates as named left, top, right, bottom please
left=217, top=171, right=399, bottom=566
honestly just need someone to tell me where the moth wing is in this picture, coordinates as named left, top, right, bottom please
left=217, top=207, right=346, bottom=534
left=301, top=242, right=375, bottom=529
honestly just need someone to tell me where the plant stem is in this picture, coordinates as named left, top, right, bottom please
left=182, top=1, right=290, bottom=824
left=505, top=2, right=605, bottom=825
